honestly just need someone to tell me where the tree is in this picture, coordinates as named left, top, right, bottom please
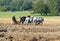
left=48, top=0, right=58, bottom=15
left=22, top=0, right=33, bottom=10
left=0, top=0, right=34, bottom=11
left=43, top=5, right=50, bottom=15
left=57, top=0, right=60, bottom=15
left=33, top=0, right=43, bottom=14
left=32, top=0, right=50, bottom=15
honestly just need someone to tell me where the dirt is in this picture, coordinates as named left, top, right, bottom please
left=0, top=18, right=60, bottom=25
left=0, top=18, right=60, bottom=41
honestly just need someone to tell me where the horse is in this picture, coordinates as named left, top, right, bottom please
left=34, top=17, right=44, bottom=25
left=25, top=16, right=44, bottom=25
left=25, top=16, right=33, bottom=24
left=19, top=16, right=26, bottom=24
left=20, top=16, right=44, bottom=25
left=11, top=16, right=18, bottom=24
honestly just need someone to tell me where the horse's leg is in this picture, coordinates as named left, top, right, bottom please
left=35, top=22, right=37, bottom=25
left=19, top=20, right=23, bottom=24
left=22, top=22, right=24, bottom=24
left=37, top=22, right=40, bottom=25
left=40, top=22, right=43, bottom=25
left=15, top=21, right=18, bottom=24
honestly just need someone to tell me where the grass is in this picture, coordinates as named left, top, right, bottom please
left=0, top=11, right=31, bottom=18
left=0, top=11, right=60, bottom=18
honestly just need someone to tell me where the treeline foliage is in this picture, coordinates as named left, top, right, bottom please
left=0, top=0, right=34, bottom=11
left=0, top=0, right=60, bottom=15
left=32, top=0, right=60, bottom=15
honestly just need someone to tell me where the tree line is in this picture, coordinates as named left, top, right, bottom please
left=0, top=0, right=34, bottom=11
left=0, top=0, right=60, bottom=15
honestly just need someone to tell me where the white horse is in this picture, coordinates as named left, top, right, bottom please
left=25, top=16, right=44, bottom=25
left=25, top=17, right=30, bottom=24
left=35, top=17, right=44, bottom=25
left=25, top=16, right=33, bottom=24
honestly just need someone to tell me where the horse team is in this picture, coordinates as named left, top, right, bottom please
left=12, top=15, right=44, bottom=25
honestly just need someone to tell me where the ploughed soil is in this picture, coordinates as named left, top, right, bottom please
left=0, top=18, right=60, bottom=41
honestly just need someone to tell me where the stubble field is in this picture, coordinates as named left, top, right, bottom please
left=0, top=17, right=60, bottom=41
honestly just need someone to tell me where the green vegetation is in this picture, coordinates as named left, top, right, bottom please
left=0, top=0, right=34, bottom=11
left=32, top=0, right=60, bottom=16
left=0, top=11, right=31, bottom=18
left=0, top=0, right=60, bottom=16
left=0, top=11, right=60, bottom=18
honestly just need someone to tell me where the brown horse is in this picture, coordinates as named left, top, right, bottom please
left=11, top=16, right=18, bottom=24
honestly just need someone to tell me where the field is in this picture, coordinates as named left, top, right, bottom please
left=0, top=11, right=60, bottom=41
